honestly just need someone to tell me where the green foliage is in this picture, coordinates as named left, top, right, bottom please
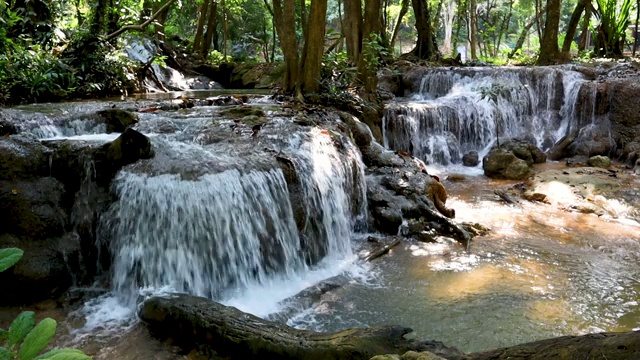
left=0, top=248, right=23, bottom=273
left=0, top=249, right=91, bottom=360
left=361, top=33, right=389, bottom=72
left=17, top=319, right=57, bottom=360
left=593, top=0, right=634, bottom=57
left=207, top=50, right=233, bottom=65
left=321, top=51, right=356, bottom=92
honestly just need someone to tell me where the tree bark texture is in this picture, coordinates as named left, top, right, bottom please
left=193, top=0, right=210, bottom=53
left=561, top=0, right=588, bottom=55
left=343, top=0, right=363, bottom=64
left=298, top=0, right=328, bottom=94
left=273, top=0, right=299, bottom=92
left=201, top=0, right=218, bottom=55
left=140, top=294, right=466, bottom=360
left=469, top=0, right=478, bottom=59
left=410, top=0, right=437, bottom=59
left=390, top=0, right=410, bottom=50
left=536, top=0, right=562, bottom=65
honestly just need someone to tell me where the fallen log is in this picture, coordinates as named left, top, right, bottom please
left=494, top=190, right=518, bottom=205
left=467, top=331, right=640, bottom=360
left=140, top=294, right=467, bottom=360
left=364, top=238, right=402, bottom=262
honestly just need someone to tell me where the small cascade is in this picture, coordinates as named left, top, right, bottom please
left=102, top=168, right=303, bottom=306
left=383, top=67, right=590, bottom=165
left=283, top=128, right=369, bottom=264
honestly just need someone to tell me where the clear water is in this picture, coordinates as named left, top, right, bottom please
left=286, top=169, right=640, bottom=353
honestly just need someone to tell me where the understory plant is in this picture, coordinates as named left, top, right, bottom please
left=0, top=248, right=91, bottom=360
left=592, top=0, right=634, bottom=57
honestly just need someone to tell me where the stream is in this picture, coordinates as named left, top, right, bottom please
left=1, top=66, right=639, bottom=358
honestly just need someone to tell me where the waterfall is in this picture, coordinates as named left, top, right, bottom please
left=383, top=67, right=589, bottom=165
left=101, top=168, right=302, bottom=306
left=97, top=125, right=368, bottom=312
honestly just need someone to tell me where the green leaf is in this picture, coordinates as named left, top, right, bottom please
left=0, top=347, right=12, bottom=360
left=18, top=318, right=57, bottom=360
left=35, top=348, right=90, bottom=360
left=8, top=311, right=35, bottom=348
left=0, top=247, right=24, bottom=272
left=0, top=328, right=7, bottom=341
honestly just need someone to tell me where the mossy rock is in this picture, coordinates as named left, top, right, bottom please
left=97, top=109, right=139, bottom=133
left=587, top=155, right=611, bottom=168
left=220, top=106, right=266, bottom=118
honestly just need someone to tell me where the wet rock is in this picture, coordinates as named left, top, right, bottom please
left=482, top=148, right=533, bottom=180
left=97, top=109, right=139, bottom=133
left=96, top=128, right=154, bottom=180
left=0, top=177, right=67, bottom=239
left=609, top=78, right=640, bottom=150
left=548, top=131, right=578, bottom=160
left=587, top=155, right=611, bottom=168
left=361, top=142, right=406, bottom=168
left=341, top=112, right=373, bottom=148
left=0, top=119, right=18, bottom=136
left=0, top=234, right=74, bottom=305
left=633, top=158, right=640, bottom=175
left=462, top=151, right=479, bottom=167
left=207, top=95, right=244, bottom=106
left=500, top=139, right=547, bottom=165
left=373, top=207, right=403, bottom=235
left=566, top=123, right=615, bottom=157
left=523, top=191, right=547, bottom=203
left=0, top=136, right=52, bottom=180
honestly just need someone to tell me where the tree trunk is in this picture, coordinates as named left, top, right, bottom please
left=298, top=0, right=328, bottom=94
left=193, top=0, right=210, bottom=53
left=358, top=0, right=383, bottom=92
left=578, top=0, right=592, bottom=50
left=442, top=0, right=456, bottom=55
left=561, top=0, right=587, bottom=55
left=390, top=0, right=410, bottom=50
left=273, top=0, right=299, bottom=92
left=410, top=0, right=437, bottom=59
left=495, top=1, right=513, bottom=57
left=469, top=0, right=478, bottom=59
left=90, top=0, right=109, bottom=35
left=140, top=294, right=466, bottom=360
left=201, top=0, right=218, bottom=56
left=343, top=0, right=363, bottom=64
left=508, top=17, right=536, bottom=58
left=536, top=0, right=562, bottom=65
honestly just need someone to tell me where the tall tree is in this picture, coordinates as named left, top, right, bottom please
left=469, top=0, right=478, bottom=59
left=562, top=0, right=590, bottom=55
left=272, top=0, right=299, bottom=91
left=193, top=0, right=210, bottom=53
left=343, top=0, right=363, bottom=64
left=298, top=0, right=329, bottom=94
left=537, top=0, right=562, bottom=65
left=411, top=0, right=438, bottom=58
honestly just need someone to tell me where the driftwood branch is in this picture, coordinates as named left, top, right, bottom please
left=106, top=0, right=177, bottom=41
left=494, top=190, right=518, bottom=204
left=140, top=294, right=466, bottom=360
left=364, top=238, right=402, bottom=262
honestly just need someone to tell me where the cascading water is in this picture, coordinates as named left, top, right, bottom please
left=86, top=111, right=369, bottom=320
left=382, top=67, right=594, bottom=165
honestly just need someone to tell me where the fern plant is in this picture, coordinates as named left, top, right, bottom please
left=0, top=248, right=92, bottom=360
left=593, top=0, right=634, bottom=57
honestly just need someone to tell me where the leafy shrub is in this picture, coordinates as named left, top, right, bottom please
left=0, top=249, right=92, bottom=360
left=207, top=50, right=233, bottom=65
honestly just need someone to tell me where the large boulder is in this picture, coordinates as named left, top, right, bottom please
left=93, top=128, right=155, bottom=185
left=482, top=148, right=533, bottom=180
left=0, top=136, right=52, bottom=180
left=500, top=139, right=547, bottom=165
